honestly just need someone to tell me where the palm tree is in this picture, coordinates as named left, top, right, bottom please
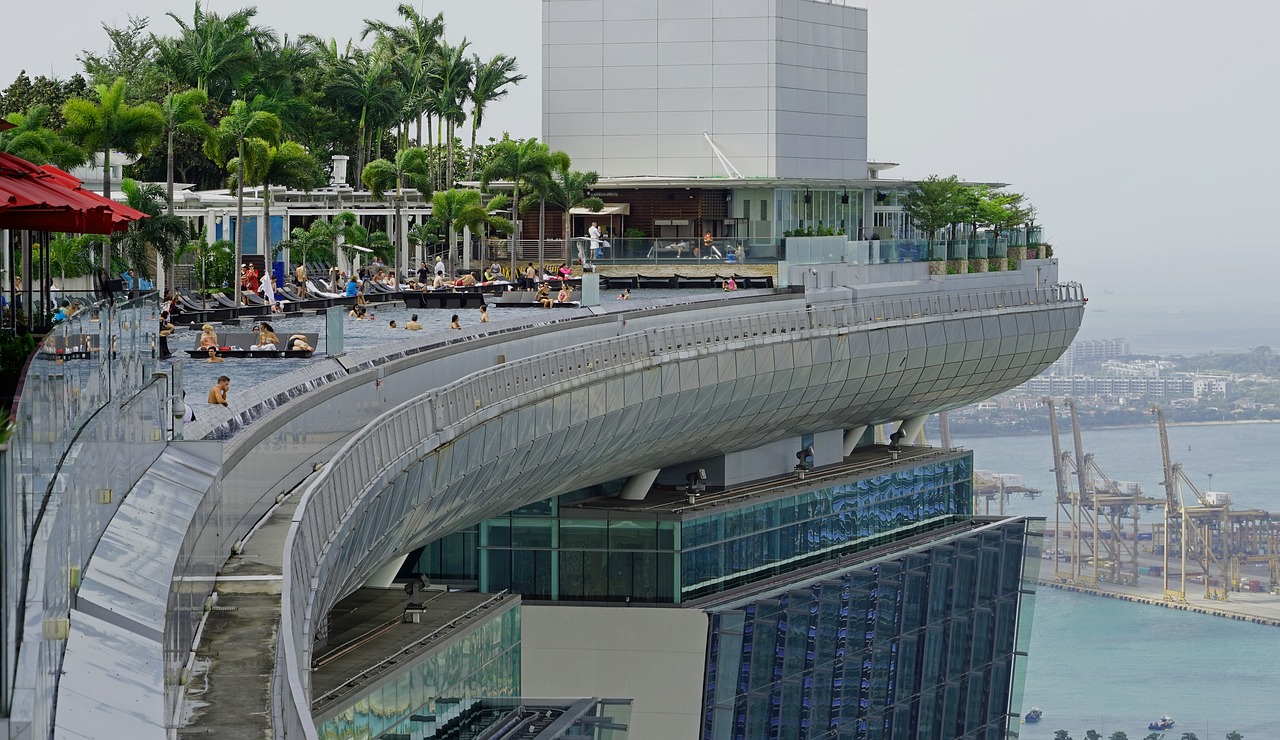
left=459, top=193, right=512, bottom=267
left=427, top=39, right=473, bottom=189
left=157, top=88, right=209, bottom=287
left=406, top=222, right=438, bottom=266
left=45, top=234, right=97, bottom=285
left=0, top=106, right=87, bottom=169
left=230, top=139, right=319, bottom=275
left=362, top=5, right=444, bottom=148
left=522, top=149, right=572, bottom=268
left=480, top=138, right=556, bottom=274
left=431, top=188, right=479, bottom=270
left=541, top=166, right=603, bottom=264
left=114, top=178, right=188, bottom=279
left=325, top=52, right=401, bottom=186
left=362, top=146, right=432, bottom=283
left=61, top=77, right=165, bottom=271
left=157, top=1, right=277, bottom=104
left=204, top=98, right=281, bottom=303
left=467, top=54, right=525, bottom=179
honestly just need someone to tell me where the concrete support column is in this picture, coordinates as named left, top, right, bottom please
left=364, top=553, right=410, bottom=589
left=618, top=469, right=660, bottom=501
left=895, top=415, right=929, bottom=446
left=842, top=425, right=868, bottom=457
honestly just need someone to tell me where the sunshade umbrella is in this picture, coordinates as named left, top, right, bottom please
left=0, top=153, right=146, bottom=234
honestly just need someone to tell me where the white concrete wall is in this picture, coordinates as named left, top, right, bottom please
left=543, top=0, right=868, bottom=180
left=521, top=605, right=709, bottom=739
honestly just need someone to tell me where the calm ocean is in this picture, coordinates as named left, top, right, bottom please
left=961, top=424, right=1280, bottom=738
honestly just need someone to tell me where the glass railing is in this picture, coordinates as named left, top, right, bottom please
left=2, top=291, right=173, bottom=738
left=588, top=238, right=778, bottom=265
left=507, top=238, right=781, bottom=267
left=785, top=233, right=1028, bottom=267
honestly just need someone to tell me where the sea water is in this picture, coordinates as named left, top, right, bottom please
left=962, top=424, right=1280, bottom=738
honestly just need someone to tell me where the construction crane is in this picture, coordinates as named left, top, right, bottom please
left=1044, top=398, right=1161, bottom=589
left=1153, top=406, right=1231, bottom=602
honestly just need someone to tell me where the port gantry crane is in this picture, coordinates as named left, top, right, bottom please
left=1152, top=408, right=1280, bottom=598
left=1044, top=397, right=1161, bottom=589
left=1153, top=406, right=1231, bottom=602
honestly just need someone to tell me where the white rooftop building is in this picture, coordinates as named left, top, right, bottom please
left=542, top=0, right=868, bottom=180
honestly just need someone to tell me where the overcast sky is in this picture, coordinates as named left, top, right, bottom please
left=5, top=1, right=1279, bottom=339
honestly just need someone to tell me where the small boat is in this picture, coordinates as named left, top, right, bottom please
left=1147, top=715, right=1175, bottom=731
left=1023, top=707, right=1042, bottom=723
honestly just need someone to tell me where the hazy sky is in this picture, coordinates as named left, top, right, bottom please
left=5, top=1, right=1279, bottom=339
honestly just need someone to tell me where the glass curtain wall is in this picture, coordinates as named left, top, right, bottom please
left=413, top=454, right=974, bottom=607
left=775, top=189, right=863, bottom=237
left=316, top=604, right=521, bottom=740
left=702, top=519, right=1035, bottom=740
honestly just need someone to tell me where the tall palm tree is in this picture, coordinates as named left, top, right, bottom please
left=362, top=5, right=444, bottom=148
left=61, top=77, right=165, bottom=271
left=114, top=178, right=188, bottom=279
left=542, top=166, right=604, bottom=263
left=481, top=138, right=557, bottom=274
left=230, top=139, right=319, bottom=271
left=427, top=39, right=473, bottom=189
left=522, top=149, right=573, bottom=268
left=0, top=106, right=87, bottom=169
left=362, top=146, right=432, bottom=282
left=325, top=52, right=401, bottom=187
left=157, top=1, right=277, bottom=104
left=204, top=98, right=281, bottom=303
left=240, top=35, right=317, bottom=139
left=157, top=88, right=209, bottom=287
left=467, top=54, right=526, bottom=179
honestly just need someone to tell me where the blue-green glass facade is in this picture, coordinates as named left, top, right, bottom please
left=316, top=603, right=521, bottom=740
left=412, top=454, right=974, bottom=606
left=681, top=457, right=972, bottom=600
left=701, top=519, right=1041, bottom=740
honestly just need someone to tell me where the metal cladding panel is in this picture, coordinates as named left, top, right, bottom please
left=75, top=449, right=212, bottom=641
left=55, top=610, right=166, bottom=739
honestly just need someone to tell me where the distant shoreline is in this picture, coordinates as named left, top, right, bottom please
left=953, top=418, right=1280, bottom=439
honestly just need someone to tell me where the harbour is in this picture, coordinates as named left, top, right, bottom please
left=963, top=423, right=1280, bottom=738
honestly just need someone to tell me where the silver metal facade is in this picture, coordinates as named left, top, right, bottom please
left=542, top=0, right=869, bottom=179
left=276, top=284, right=1084, bottom=736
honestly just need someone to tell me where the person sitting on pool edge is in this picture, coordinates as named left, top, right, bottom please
left=537, top=283, right=553, bottom=308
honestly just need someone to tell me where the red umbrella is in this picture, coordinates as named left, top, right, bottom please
left=0, top=152, right=146, bottom=234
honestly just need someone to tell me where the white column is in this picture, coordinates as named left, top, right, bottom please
left=364, top=554, right=410, bottom=589
left=895, top=415, right=929, bottom=446
left=462, top=225, right=472, bottom=270
left=842, top=425, right=868, bottom=456
left=619, top=469, right=661, bottom=501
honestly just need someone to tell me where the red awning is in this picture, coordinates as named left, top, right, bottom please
left=0, top=152, right=147, bottom=234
